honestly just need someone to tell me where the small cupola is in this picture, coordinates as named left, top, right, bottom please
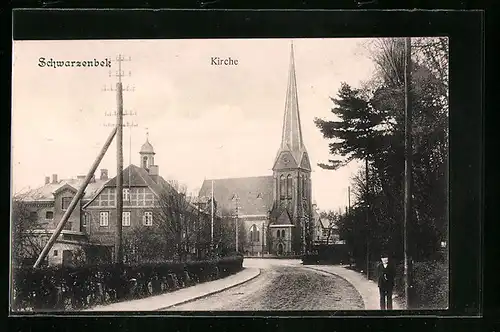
left=139, top=132, right=155, bottom=170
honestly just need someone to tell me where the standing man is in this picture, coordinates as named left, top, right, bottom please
left=377, top=253, right=395, bottom=310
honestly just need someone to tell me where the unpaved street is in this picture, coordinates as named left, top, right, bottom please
left=164, top=259, right=364, bottom=311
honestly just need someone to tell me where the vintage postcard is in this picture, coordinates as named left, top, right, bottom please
left=11, top=37, right=449, bottom=312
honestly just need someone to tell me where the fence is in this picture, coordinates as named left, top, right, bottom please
left=11, top=255, right=243, bottom=311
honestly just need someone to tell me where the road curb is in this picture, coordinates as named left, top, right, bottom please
left=302, top=265, right=370, bottom=309
left=155, top=268, right=262, bottom=311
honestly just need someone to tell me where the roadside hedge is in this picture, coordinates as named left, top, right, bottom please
left=394, top=260, right=449, bottom=309
left=11, top=255, right=243, bottom=311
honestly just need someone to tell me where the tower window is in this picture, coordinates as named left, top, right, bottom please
left=281, top=230, right=286, bottom=238
left=142, top=156, right=148, bottom=168
left=280, top=175, right=285, bottom=198
left=286, top=175, right=293, bottom=198
left=302, top=176, right=307, bottom=197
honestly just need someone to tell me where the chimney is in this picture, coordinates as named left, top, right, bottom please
left=91, top=174, right=96, bottom=183
left=52, top=174, right=58, bottom=184
left=77, top=175, right=86, bottom=180
left=100, top=169, right=108, bottom=180
left=45, top=176, right=50, bottom=185
left=148, top=165, right=159, bottom=182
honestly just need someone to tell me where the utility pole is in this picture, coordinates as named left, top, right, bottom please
left=365, top=157, right=370, bottom=279
left=348, top=186, right=351, bottom=214
left=403, top=37, right=413, bottom=309
left=211, top=180, right=214, bottom=251
left=104, top=54, right=133, bottom=264
left=234, top=194, right=240, bottom=253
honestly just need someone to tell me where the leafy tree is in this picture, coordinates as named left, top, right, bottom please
left=316, top=37, right=448, bottom=262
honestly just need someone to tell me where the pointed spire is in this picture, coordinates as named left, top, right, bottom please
left=281, top=41, right=304, bottom=152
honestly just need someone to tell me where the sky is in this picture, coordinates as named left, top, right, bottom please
left=11, top=38, right=376, bottom=212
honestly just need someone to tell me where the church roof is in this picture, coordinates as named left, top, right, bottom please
left=17, top=178, right=108, bottom=202
left=140, top=139, right=155, bottom=154
left=198, top=176, right=274, bottom=217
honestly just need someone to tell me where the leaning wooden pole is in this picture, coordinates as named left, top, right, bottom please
left=403, top=36, right=413, bottom=309
left=115, top=79, right=124, bottom=264
left=33, top=127, right=117, bottom=268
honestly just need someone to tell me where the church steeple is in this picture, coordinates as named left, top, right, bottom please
left=281, top=41, right=304, bottom=152
left=273, top=42, right=311, bottom=172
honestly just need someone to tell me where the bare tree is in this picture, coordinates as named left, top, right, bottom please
left=11, top=193, right=48, bottom=267
left=153, top=180, right=198, bottom=262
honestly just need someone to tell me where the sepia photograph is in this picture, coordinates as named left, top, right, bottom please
left=10, top=37, right=449, bottom=312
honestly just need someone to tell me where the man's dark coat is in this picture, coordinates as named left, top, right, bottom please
left=376, top=262, right=395, bottom=290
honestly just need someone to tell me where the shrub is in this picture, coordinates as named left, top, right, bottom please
left=394, top=260, right=449, bottom=309
left=11, top=256, right=244, bottom=311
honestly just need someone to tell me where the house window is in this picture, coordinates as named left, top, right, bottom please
left=123, top=188, right=130, bottom=201
left=29, top=211, right=38, bottom=221
left=143, top=211, right=153, bottom=226
left=286, top=175, right=293, bottom=198
left=99, top=212, right=109, bottom=226
left=82, top=213, right=88, bottom=227
left=53, top=250, right=58, bottom=257
left=123, top=211, right=131, bottom=226
left=45, top=211, right=54, bottom=220
left=62, top=197, right=72, bottom=210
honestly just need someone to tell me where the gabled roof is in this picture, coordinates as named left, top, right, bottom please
left=17, top=178, right=108, bottom=202
left=272, top=209, right=293, bottom=226
left=53, top=183, right=77, bottom=195
left=84, top=164, right=200, bottom=212
left=198, top=176, right=274, bottom=216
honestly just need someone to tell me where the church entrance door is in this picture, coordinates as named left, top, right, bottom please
left=277, top=243, right=284, bottom=255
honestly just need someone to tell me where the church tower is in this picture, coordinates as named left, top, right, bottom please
left=271, top=42, right=312, bottom=255
left=139, top=133, right=155, bottom=170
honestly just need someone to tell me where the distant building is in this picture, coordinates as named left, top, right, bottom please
left=311, top=207, right=342, bottom=246
left=198, top=44, right=313, bottom=256
left=16, top=170, right=109, bottom=266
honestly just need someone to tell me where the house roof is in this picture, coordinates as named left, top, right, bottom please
left=17, top=177, right=108, bottom=202
left=198, top=176, right=274, bottom=216
left=85, top=164, right=200, bottom=212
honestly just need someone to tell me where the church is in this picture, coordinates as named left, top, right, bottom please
left=198, top=44, right=313, bottom=256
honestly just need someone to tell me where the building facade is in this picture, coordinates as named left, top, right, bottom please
left=198, top=44, right=313, bottom=256
left=15, top=136, right=205, bottom=265
left=15, top=171, right=110, bottom=266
